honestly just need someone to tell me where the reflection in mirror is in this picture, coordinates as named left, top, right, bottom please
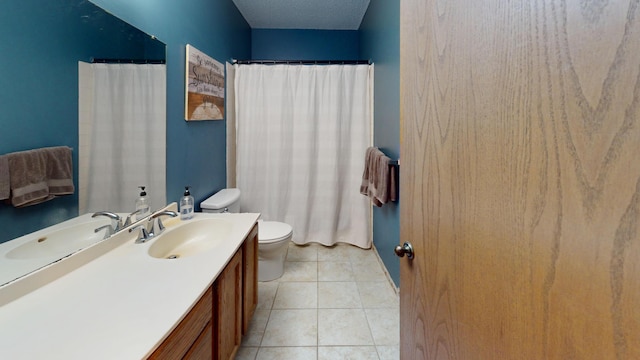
left=0, top=214, right=112, bottom=286
left=78, top=62, right=166, bottom=215
left=0, top=0, right=166, bottom=286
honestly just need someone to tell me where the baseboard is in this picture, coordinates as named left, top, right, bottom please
left=371, top=243, right=399, bottom=296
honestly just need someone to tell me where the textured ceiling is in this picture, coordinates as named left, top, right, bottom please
left=232, top=0, right=371, bottom=30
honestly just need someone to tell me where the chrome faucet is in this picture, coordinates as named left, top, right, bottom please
left=91, top=211, right=123, bottom=232
left=130, top=210, right=178, bottom=244
left=148, top=210, right=179, bottom=236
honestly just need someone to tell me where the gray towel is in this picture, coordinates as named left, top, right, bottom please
left=0, top=155, right=9, bottom=200
left=44, top=146, right=75, bottom=196
left=360, top=147, right=377, bottom=197
left=7, top=146, right=74, bottom=207
left=360, top=147, right=396, bottom=207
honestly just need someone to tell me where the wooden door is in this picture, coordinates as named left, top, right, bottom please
left=399, top=0, right=640, bottom=358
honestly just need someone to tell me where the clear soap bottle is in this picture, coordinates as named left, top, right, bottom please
left=135, top=186, right=150, bottom=220
left=180, top=186, right=194, bottom=220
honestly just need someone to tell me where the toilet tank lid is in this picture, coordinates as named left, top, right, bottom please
left=201, top=188, right=240, bottom=209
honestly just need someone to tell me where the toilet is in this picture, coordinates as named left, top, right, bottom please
left=200, top=188, right=292, bottom=281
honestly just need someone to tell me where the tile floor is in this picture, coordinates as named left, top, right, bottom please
left=236, top=242, right=400, bottom=360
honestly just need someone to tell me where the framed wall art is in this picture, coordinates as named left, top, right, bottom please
left=185, top=44, right=224, bottom=120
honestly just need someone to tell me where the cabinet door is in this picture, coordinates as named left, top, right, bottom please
left=184, top=321, right=212, bottom=360
left=242, top=224, right=258, bottom=333
left=148, top=289, right=212, bottom=359
left=214, top=249, right=243, bottom=360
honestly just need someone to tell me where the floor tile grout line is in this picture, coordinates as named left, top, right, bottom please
left=244, top=243, right=397, bottom=359
left=352, top=256, right=379, bottom=350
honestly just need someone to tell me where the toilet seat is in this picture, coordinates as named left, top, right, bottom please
left=258, top=221, right=292, bottom=244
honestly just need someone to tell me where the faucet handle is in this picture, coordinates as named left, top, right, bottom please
left=123, top=208, right=143, bottom=228
left=129, top=224, right=151, bottom=244
left=94, top=224, right=115, bottom=240
left=156, top=217, right=166, bottom=233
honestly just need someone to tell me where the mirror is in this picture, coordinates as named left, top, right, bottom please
left=0, top=0, right=166, bottom=286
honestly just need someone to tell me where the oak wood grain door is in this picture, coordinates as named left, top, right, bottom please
left=399, top=0, right=640, bottom=358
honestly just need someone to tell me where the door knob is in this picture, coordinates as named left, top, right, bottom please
left=394, top=242, right=414, bottom=259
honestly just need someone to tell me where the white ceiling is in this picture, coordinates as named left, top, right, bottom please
left=232, top=0, right=371, bottom=30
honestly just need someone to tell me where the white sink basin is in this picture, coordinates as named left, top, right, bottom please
left=5, top=219, right=111, bottom=260
left=148, top=218, right=232, bottom=259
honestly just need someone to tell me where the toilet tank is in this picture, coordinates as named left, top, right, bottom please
left=200, top=188, right=241, bottom=213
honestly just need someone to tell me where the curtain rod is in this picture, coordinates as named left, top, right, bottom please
left=90, top=58, right=165, bottom=64
left=232, top=59, right=371, bottom=65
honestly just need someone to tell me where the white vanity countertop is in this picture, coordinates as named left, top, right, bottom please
left=0, top=212, right=260, bottom=360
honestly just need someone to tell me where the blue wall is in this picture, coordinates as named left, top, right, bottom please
left=252, top=29, right=359, bottom=60
left=0, top=0, right=161, bottom=242
left=89, top=0, right=251, bottom=210
left=360, top=0, right=401, bottom=287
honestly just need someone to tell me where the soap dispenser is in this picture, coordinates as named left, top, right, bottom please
left=180, top=186, right=194, bottom=220
left=135, top=186, right=150, bottom=220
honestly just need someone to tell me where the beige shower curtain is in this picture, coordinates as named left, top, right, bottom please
left=234, top=64, right=373, bottom=248
left=78, top=62, right=166, bottom=214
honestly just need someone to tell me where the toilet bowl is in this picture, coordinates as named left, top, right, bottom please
left=200, top=188, right=292, bottom=281
left=256, top=220, right=292, bottom=281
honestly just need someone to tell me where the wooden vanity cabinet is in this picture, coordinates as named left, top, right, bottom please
left=148, top=290, right=213, bottom=359
left=148, top=222, right=258, bottom=360
left=213, top=249, right=243, bottom=360
left=214, top=222, right=258, bottom=360
left=242, top=224, right=258, bottom=333
left=184, top=323, right=212, bottom=359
